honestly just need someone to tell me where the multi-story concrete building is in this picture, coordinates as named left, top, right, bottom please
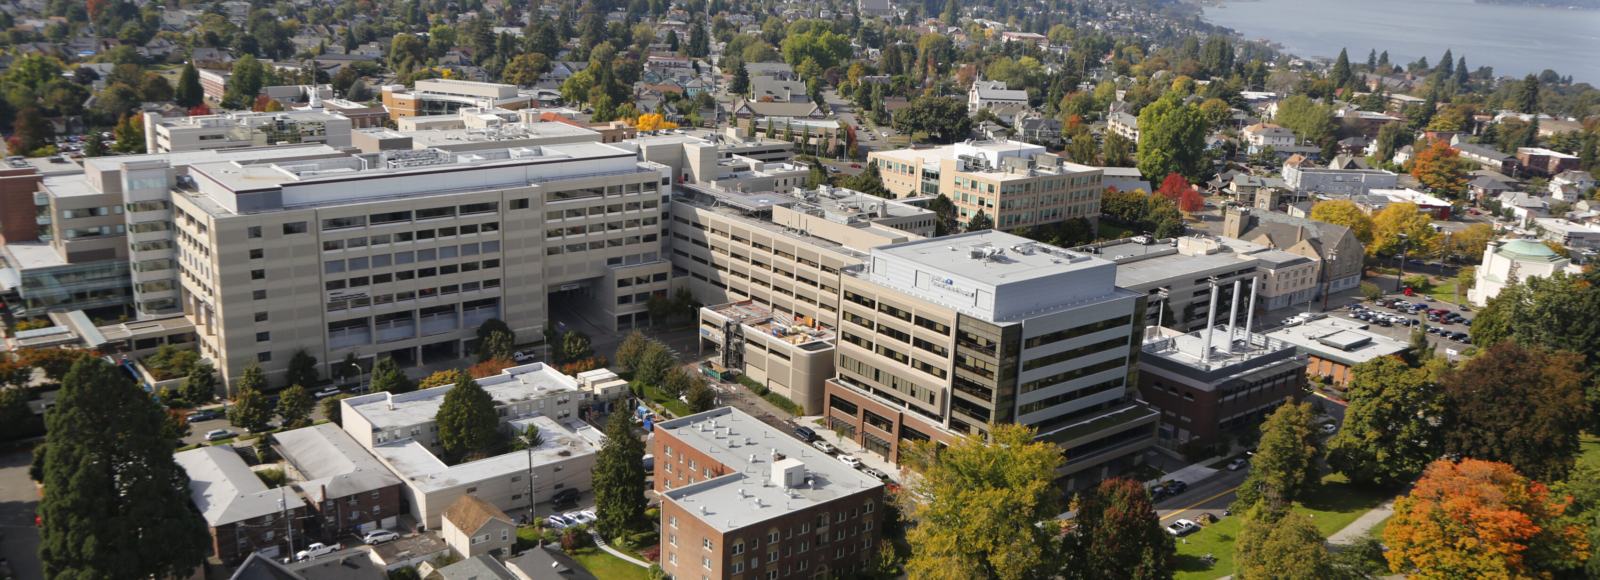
left=1107, top=112, right=1138, bottom=142
left=1281, top=165, right=1397, bottom=196
left=1077, top=235, right=1321, bottom=325
left=340, top=363, right=601, bottom=529
left=0, top=164, right=46, bottom=244
left=1137, top=322, right=1308, bottom=457
left=824, top=231, right=1160, bottom=492
left=169, top=142, right=670, bottom=390
left=674, top=184, right=933, bottom=413
left=869, top=140, right=1104, bottom=231
left=1264, top=317, right=1409, bottom=386
left=142, top=111, right=354, bottom=153
left=381, top=80, right=535, bottom=119
left=655, top=407, right=885, bottom=580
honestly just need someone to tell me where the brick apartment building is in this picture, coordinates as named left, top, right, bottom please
left=273, top=423, right=405, bottom=540
left=175, top=446, right=309, bottom=564
left=654, top=408, right=885, bottom=580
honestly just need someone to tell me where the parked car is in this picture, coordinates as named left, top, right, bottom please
left=550, top=487, right=582, bottom=505
left=579, top=509, right=598, bottom=522
left=186, top=410, right=221, bottom=422
left=849, top=163, right=861, bottom=168
left=313, top=386, right=342, bottom=399
left=861, top=467, right=889, bottom=481
left=1165, top=520, right=1200, bottom=536
left=1166, top=481, right=1189, bottom=495
left=566, top=511, right=595, bottom=525
left=295, top=543, right=338, bottom=561
left=204, top=429, right=235, bottom=441
left=362, top=530, right=400, bottom=545
left=544, top=515, right=570, bottom=530
left=812, top=440, right=838, bottom=455
left=837, top=455, right=862, bottom=469
left=1321, top=423, right=1338, bottom=435
left=793, top=426, right=818, bottom=442
left=1227, top=458, right=1249, bottom=471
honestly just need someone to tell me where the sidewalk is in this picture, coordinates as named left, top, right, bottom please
left=1327, top=498, right=1396, bottom=545
left=587, top=529, right=650, bottom=568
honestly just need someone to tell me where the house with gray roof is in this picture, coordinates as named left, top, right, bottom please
left=175, top=446, right=309, bottom=564
left=1223, top=208, right=1366, bottom=299
left=749, top=76, right=809, bottom=103
left=273, top=423, right=405, bottom=538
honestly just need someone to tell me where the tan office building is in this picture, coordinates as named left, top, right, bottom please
left=868, top=140, right=1104, bottom=231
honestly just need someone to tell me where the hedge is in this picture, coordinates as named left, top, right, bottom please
left=735, top=375, right=804, bottom=415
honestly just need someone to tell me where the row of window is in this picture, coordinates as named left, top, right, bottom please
left=1022, top=315, right=1132, bottom=350
left=323, top=259, right=500, bottom=292
left=544, top=198, right=660, bottom=222
left=1019, top=335, right=1130, bottom=372
left=323, top=222, right=500, bottom=251
left=546, top=233, right=660, bottom=254
left=546, top=216, right=660, bottom=239
left=323, top=202, right=506, bottom=231
left=1017, top=378, right=1125, bottom=415
left=326, top=280, right=502, bottom=311
left=325, top=242, right=500, bottom=274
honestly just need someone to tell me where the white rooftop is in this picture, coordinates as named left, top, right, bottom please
left=1264, top=317, right=1410, bottom=366
left=372, top=415, right=599, bottom=493
left=345, top=363, right=582, bottom=431
left=175, top=446, right=306, bottom=526
left=658, top=408, right=882, bottom=533
left=273, top=423, right=404, bottom=503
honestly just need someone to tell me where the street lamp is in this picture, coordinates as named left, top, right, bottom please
left=1395, top=234, right=1409, bottom=293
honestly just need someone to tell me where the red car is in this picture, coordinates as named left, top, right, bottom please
left=849, top=163, right=860, bottom=168
left=1468, top=209, right=1480, bottom=215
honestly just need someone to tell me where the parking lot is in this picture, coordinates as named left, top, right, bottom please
left=1339, top=294, right=1476, bottom=348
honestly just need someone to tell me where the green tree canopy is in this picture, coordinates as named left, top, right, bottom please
left=1137, top=95, right=1209, bottom=183
left=39, top=356, right=210, bottom=580
left=593, top=410, right=648, bottom=539
left=277, top=384, right=314, bottom=429
left=1232, top=400, right=1323, bottom=514
left=1326, top=357, right=1444, bottom=488
left=180, top=363, right=217, bottom=406
left=1235, top=510, right=1336, bottom=580
left=284, top=349, right=318, bottom=390
left=1061, top=478, right=1176, bottom=580
left=435, top=371, right=500, bottom=456
left=1441, top=342, right=1589, bottom=483
left=228, top=365, right=275, bottom=432
left=370, top=357, right=415, bottom=394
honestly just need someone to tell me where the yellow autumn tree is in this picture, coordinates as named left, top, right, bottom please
left=1368, top=202, right=1440, bottom=258
left=1309, top=200, right=1375, bottom=244
left=631, top=113, right=678, bottom=132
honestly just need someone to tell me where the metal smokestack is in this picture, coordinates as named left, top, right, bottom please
left=1199, top=277, right=1221, bottom=368
left=1244, top=276, right=1260, bottom=360
left=1227, top=279, right=1242, bottom=352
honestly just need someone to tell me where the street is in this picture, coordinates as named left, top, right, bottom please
left=0, top=450, right=42, bottom=580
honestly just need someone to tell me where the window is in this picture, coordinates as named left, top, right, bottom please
left=254, top=312, right=268, bottom=322
left=702, top=556, right=712, bottom=570
left=703, top=538, right=714, bottom=550
left=670, top=516, right=679, bottom=528
left=417, top=206, right=456, bottom=220
left=252, top=289, right=267, bottom=300
left=282, top=222, right=308, bottom=235
left=472, top=534, right=489, bottom=545
left=249, top=249, right=264, bottom=259
left=256, top=332, right=270, bottom=342
left=247, top=226, right=262, bottom=239
left=502, top=530, right=509, bottom=542
left=733, top=562, right=745, bottom=574
left=732, top=542, right=744, bottom=555
left=322, top=216, right=366, bottom=230
left=251, top=269, right=265, bottom=280
left=510, top=198, right=530, bottom=210
left=257, top=351, right=272, bottom=362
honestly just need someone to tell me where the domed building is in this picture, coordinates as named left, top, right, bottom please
left=1467, top=239, right=1580, bottom=307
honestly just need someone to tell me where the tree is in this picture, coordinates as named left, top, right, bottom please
left=1104, top=133, right=1136, bottom=167
left=635, top=342, right=676, bottom=386
left=1235, top=510, right=1337, bottom=580
left=616, top=330, right=649, bottom=372
left=1309, top=200, right=1376, bottom=244
left=22, top=347, right=80, bottom=384
left=321, top=394, right=352, bottom=427
left=593, top=411, right=648, bottom=539
left=1178, top=189, right=1205, bottom=214
left=223, top=55, right=266, bottom=109
left=12, top=108, right=54, bottom=154
left=111, top=113, right=145, bottom=154
left=1385, top=458, right=1590, bottom=579
left=1330, top=48, right=1352, bottom=88
left=1369, top=203, right=1440, bottom=258
left=892, top=96, right=973, bottom=143
left=1232, top=400, right=1322, bottom=514
left=468, top=357, right=515, bottom=379
left=277, top=384, right=313, bottom=429
left=1154, top=173, right=1189, bottom=203
left=476, top=318, right=517, bottom=362
left=1515, top=74, right=1540, bottom=114
left=966, top=210, right=994, bottom=231
left=370, top=357, right=415, bottom=394
left=1451, top=223, right=1497, bottom=262
left=502, top=53, right=550, bottom=86
left=82, top=132, right=107, bottom=157
left=1274, top=95, right=1336, bottom=145
left=284, top=349, right=318, bottom=390
left=1137, top=96, right=1210, bottom=183
left=685, top=376, right=715, bottom=413
left=1061, top=478, right=1176, bottom=580
left=1471, top=267, right=1600, bottom=435
left=0, top=386, right=32, bottom=442
left=900, top=423, right=1064, bottom=580
left=228, top=366, right=275, bottom=432
left=435, top=372, right=499, bottom=456
left=645, top=294, right=672, bottom=327
left=511, top=423, right=544, bottom=450
left=730, top=62, right=751, bottom=96
left=1409, top=141, right=1469, bottom=199
left=553, top=330, right=595, bottom=365
left=180, top=363, right=217, bottom=406
left=38, top=356, right=210, bottom=580
left=1326, top=357, right=1443, bottom=488
left=1440, top=342, right=1588, bottom=483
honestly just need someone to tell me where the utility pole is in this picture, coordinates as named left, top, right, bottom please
left=520, top=432, right=538, bottom=524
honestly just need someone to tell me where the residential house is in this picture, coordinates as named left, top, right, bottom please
left=368, top=532, right=450, bottom=571
left=1243, top=123, right=1296, bottom=150
left=1016, top=116, right=1063, bottom=143
left=731, top=100, right=823, bottom=120
left=968, top=79, right=1028, bottom=113
left=1393, top=144, right=1414, bottom=165
left=506, top=546, right=602, bottom=580
left=228, top=552, right=388, bottom=580
left=1551, top=170, right=1596, bottom=202
left=1107, top=111, right=1138, bottom=141
left=859, top=0, right=895, bottom=17
left=1230, top=174, right=1287, bottom=210
left=440, top=495, right=516, bottom=559
left=437, top=556, right=518, bottom=580
left=1468, top=176, right=1514, bottom=200
left=1500, top=191, right=1551, bottom=224
left=750, top=76, right=809, bottom=103
left=1222, top=208, right=1366, bottom=298
left=743, top=62, right=796, bottom=80
left=1457, top=143, right=1517, bottom=173
left=1001, top=31, right=1049, bottom=46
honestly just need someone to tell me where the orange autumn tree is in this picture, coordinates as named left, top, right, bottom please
left=1409, top=140, right=1469, bottom=199
left=1384, top=458, right=1591, bottom=580
left=1154, top=173, right=1189, bottom=203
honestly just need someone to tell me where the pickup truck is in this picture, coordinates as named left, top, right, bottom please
left=295, top=543, right=338, bottom=561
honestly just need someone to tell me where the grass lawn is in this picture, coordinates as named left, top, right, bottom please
left=1411, top=279, right=1460, bottom=303
left=1368, top=514, right=1392, bottom=542
left=1173, top=473, right=1394, bottom=580
left=639, top=383, right=692, bottom=418
left=1581, top=434, right=1600, bottom=470
left=569, top=547, right=650, bottom=580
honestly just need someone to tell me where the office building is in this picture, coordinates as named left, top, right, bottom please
left=1137, top=318, right=1308, bottom=456
left=1076, top=235, right=1321, bottom=327
left=340, top=363, right=601, bottom=529
left=655, top=407, right=885, bottom=580
left=169, top=142, right=670, bottom=391
left=868, top=140, right=1104, bottom=231
left=381, top=80, right=535, bottom=119
left=142, top=110, right=354, bottom=153
left=675, top=184, right=933, bottom=413
left=0, top=163, right=46, bottom=244
left=824, top=231, right=1160, bottom=491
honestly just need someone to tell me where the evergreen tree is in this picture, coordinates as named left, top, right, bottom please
left=1455, top=56, right=1469, bottom=87
left=616, top=330, right=649, bottom=372
left=82, top=132, right=106, bottom=157
left=1517, top=74, right=1540, bottom=114
left=0, top=386, right=32, bottom=442
left=370, top=358, right=415, bottom=394
left=685, top=376, right=715, bottom=413
left=1366, top=48, right=1377, bottom=71
left=180, top=363, right=217, bottom=407
left=435, top=371, right=499, bottom=456
left=277, top=384, right=313, bottom=429
left=593, top=411, right=648, bottom=540
left=1330, top=48, right=1351, bottom=88
left=284, top=349, right=319, bottom=390
left=635, top=342, right=676, bottom=386
left=38, top=356, right=210, bottom=580
left=174, top=62, right=203, bottom=108
left=475, top=318, right=517, bottom=362
left=1438, top=49, right=1453, bottom=77
left=1231, top=400, right=1323, bottom=514
left=966, top=210, right=993, bottom=231
left=729, top=61, right=750, bottom=97
left=745, top=117, right=757, bottom=138
left=228, top=365, right=275, bottom=432
left=765, top=117, right=776, bottom=138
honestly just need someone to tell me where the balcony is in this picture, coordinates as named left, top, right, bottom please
left=462, top=305, right=500, bottom=327
left=420, top=312, right=458, bottom=336
left=329, top=326, right=372, bottom=350
left=375, top=320, right=417, bottom=343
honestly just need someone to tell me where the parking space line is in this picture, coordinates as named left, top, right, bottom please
left=1158, top=485, right=1241, bottom=521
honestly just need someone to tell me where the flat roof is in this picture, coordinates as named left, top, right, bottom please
left=3, top=242, right=66, bottom=270
left=175, top=446, right=306, bottom=525
left=41, top=174, right=102, bottom=197
left=82, top=144, right=347, bottom=173
left=346, top=363, right=581, bottom=431
left=401, top=122, right=600, bottom=147
left=873, top=230, right=1105, bottom=285
left=1264, top=318, right=1409, bottom=366
left=1114, top=250, right=1255, bottom=288
left=658, top=408, right=882, bottom=533
left=372, top=415, right=597, bottom=493
left=273, top=423, right=402, bottom=503
left=192, top=142, right=636, bottom=193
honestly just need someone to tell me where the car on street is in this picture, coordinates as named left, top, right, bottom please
left=566, top=511, right=595, bottom=525
left=295, top=543, right=338, bottom=561
left=1409, top=259, right=1426, bottom=265
left=1321, top=423, right=1338, bottom=435
left=1165, top=520, right=1200, bottom=536
left=838, top=455, right=862, bottom=469
left=513, top=350, right=538, bottom=363
left=580, top=509, right=598, bottom=522
left=544, top=515, right=570, bottom=529
left=793, top=426, right=818, bottom=442
left=861, top=467, right=889, bottom=481
left=204, top=429, right=235, bottom=441
left=1469, top=209, right=1480, bottom=215
left=1423, top=295, right=1435, bottom=302
left=362, top=530, right=400, bottom=545
left=550, top=487, right=582, bottom=506
left=1227, top=458, right=1249, bottom=471
left=849, top=163, right=861, bottom=168
left=812, top=440, right=838, bottom=454
left=187, top=410, right=221, bottom=422
left=313, top=386, right=342, bottom=399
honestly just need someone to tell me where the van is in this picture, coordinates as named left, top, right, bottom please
left=793, top=426, right=817, bottom=442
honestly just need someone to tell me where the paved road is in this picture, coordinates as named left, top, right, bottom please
left=0, top=449, right=42, bottom=580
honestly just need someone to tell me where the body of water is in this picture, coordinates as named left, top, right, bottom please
left=1203, top=0, right=1600, bottom=85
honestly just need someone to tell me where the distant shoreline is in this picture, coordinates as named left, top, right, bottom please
left=1473, top=0, right=1597, bottom=8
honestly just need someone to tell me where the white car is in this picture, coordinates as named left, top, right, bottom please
left=512, top=350, right=538, bottom=363
left=812, top=440, right=838, bottom=455
left=313, top=387, right=342, bottom=399
left=204, top=429, right=235, bottom=442
left=1165, top=520, right=1200, bottom=536
left=295, top=542, right=338, bottom=561
left=544, top=515, right=570, bottom=530
left=579, top=509, right=598, bottom=522
left=566, top=511, right=595, bottom=525
left=838, top=455, right=862, bottom=469
left=1227, top=459, right=1249, bottom=471
left=880, top=132, right=889, bottom=138
left=362, top=530, right=400, bottom=545
left=1321, top=423, right=1338, bottom=435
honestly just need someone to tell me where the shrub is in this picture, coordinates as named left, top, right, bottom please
left=737, top=374, right=768, bottom=395
left=761, top=392, right=803, bottom=416
left=644, top=507, right=661, bottom=522
left=640, top=545, right=662, bottom=563
left=254, top=467, right=287, bottom=488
